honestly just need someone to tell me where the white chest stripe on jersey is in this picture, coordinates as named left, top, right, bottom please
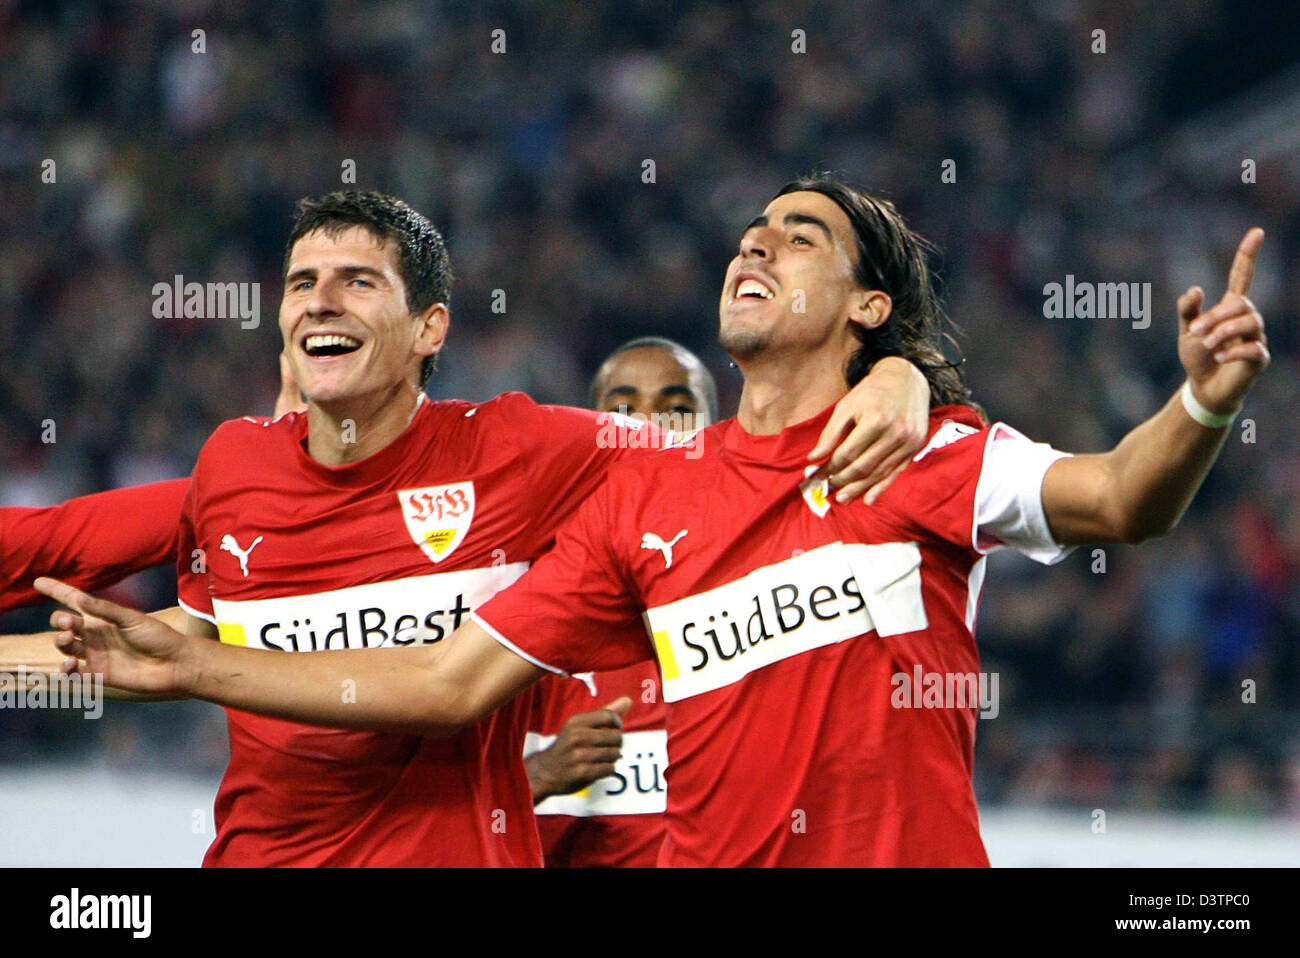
left=643, top=541, right=927, bottom=703
left=211, top=562, right=529, bottom=652
left=527, top=729, right=668, bottom=817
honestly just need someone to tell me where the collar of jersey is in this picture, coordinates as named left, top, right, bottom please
left=294, top=394, right=434, bottom=487
left=721, top=401, right=835, bottom=465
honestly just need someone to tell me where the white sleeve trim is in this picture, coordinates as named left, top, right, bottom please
left=972, top=423, right=1076, bottom=566
left=177, top=597, right=217, bottom=626
left=471, top=612, right=569, bottom=678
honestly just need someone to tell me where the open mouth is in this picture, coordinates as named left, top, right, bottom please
left=732, top=276, right=776, bottom=301
left=303, top=333, right=363, bottom=358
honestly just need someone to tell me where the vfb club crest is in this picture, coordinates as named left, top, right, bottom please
left=399, top=482, right=475, bottom=563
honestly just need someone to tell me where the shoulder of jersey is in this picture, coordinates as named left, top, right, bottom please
left=655, top=421, right=717, bottom=460
left=408, top=392, right=577, bottom=457
left=209, top=394, right=533, bottom=452
left=601, top=419, right=725, bottom=491
left=462, top=390, right=534, bottom=421
left=189, top=413, right=302, bottom=477
left=440, top=390, right=548, bottom=437
left=910, top=405, right=989, bottom=464
left=210, top=410, right=305, bottom=445
left=463, top=391, right=624, bottom=442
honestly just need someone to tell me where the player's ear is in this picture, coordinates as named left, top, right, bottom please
left=847, top=289, right=891, bottom=334
left=414, top=303, right=450, bottom=359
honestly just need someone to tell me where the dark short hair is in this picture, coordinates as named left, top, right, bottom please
left=589, top=336, right=719, bottom=421
left=285, top=191, right=452, bottom=389
left=774, top=175, right=975, bottom=410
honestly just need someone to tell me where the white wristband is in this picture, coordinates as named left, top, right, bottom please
left=1180, top=381, right=1238, bottom=429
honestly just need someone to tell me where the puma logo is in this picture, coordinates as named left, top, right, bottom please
left=220, top=534, right=264, bottom=577
left=641, top=530, right=688, bottom=569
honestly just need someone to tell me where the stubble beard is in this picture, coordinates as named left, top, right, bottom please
left=719, top=324, right=769, bottom=358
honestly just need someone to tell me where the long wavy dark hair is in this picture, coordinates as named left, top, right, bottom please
left=774, top=175, right=977, bottom=411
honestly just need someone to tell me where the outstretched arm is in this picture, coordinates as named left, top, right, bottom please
left=2, top=606, right=205, bottom=701
left=0, top=351, right=305, bottom=614
left=1042, top=228, right=1270, bottom=545
left=0, top=479, right=189, bottom=614
left=37, top=578, right=541, bottom=736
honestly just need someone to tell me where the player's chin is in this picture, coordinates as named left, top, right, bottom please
left=719, top=318, right=770, bottom=356
left=298, top=373, right=354, bottom=405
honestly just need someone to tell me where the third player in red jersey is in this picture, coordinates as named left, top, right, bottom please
left=524, top=337, right=719, bottom=868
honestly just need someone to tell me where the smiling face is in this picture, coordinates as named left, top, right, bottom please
left=594, top=345, right=713, bottom=430
left=719, top=190, right=889, bottom=363
left=280, top=225, right=446, bottom=407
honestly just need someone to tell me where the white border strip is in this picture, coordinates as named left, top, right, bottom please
left=177, top=597, right=216, bottom=626
left=471, top=612, right=568, bottom=677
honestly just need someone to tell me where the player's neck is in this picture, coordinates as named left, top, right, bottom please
left=734, top=356, right=848, bottom=436
left=305, top=383, right=423, bottom=466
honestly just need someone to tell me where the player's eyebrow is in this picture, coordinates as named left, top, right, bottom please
left=781, top=212, right=833, bottom=241
left=656, top=385, right=698, bottom=404
left=284, top=265, right=389, bottom=284
left=742, top=213, right=833, bottom=241
left=601, top=384, right=639, bottom=404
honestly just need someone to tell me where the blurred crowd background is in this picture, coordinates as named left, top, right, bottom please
left=1, top=0, right=1297, bottom=824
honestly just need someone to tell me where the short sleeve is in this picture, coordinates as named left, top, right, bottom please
left=0, top=479, right=187, bottom=613
left=175, top=470, right=214, bottom=623
left=874, top=410, right=1074, bottom=567
left=973, top=423, right=1075, bottom=565
left=473, top=476, right=652, bottom=677
left=486, top=394, right=663, bottom=545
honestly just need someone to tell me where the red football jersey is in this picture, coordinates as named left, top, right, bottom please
left=528, top=664, right=667, bottom=868
left=0, top=479, right=187, bottom=613
left=177, top=393, right=644, bottom=867
left=476, top=403, right=1072, bottom=867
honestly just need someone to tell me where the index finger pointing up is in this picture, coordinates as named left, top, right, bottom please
left=1227, top=227, right=1265, bottom=296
